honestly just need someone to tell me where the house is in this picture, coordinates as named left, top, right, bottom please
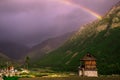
left=78, top=53, right=98, bottom=77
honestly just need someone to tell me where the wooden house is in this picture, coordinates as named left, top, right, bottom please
left=78, top=53, right=98, bottom=77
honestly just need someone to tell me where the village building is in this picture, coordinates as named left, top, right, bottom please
left=0, top=66, right=18, bottom=77
left=78, top=53, right=98, bottom=77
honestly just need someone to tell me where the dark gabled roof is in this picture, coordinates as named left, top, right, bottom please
left=81, top=54, right=96, bottom=61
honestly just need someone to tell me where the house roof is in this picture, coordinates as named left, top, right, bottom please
left=81, top=53, right=96, bottom=61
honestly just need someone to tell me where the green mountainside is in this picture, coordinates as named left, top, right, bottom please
left=27, top=32, right=74, bottom=61
left=34, top=2, right=120, bottom=75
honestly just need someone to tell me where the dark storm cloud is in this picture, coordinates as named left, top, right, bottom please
left=0, top=0, right=119, bottom=46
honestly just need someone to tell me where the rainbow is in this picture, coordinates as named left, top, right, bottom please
left=59, top=0, right=102, bottom=19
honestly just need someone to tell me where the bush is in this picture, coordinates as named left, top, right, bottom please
left=3, top=76, right=19, bottom=80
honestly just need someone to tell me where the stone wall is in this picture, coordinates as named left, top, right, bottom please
left=84, top=70, right=98, bottom=77
left=79, top=70, right=98, bottom=77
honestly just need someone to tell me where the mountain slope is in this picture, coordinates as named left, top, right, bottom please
left=27, top=32, right=74, bottom=61
left=0, top=52, right=9, bottom=61
left=35, top=2, right=120, bottom=75
left=0, top=52, right=11, bottom=68
left=0, top=41, right=29, bottom=60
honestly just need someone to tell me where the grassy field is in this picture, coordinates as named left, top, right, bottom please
left=19, top=76, right=120, bottom=80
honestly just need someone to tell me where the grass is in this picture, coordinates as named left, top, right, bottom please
left=2, top=76, right=120, bottom=80
left=19, top=76, right=120, bottom=80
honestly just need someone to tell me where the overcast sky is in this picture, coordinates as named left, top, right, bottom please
left=0, top=0, right=119, bottom=46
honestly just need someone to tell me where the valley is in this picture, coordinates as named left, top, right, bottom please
left=0, top=1, right=120, bottom=80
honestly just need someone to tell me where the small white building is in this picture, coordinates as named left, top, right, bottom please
left=78, top=54, right=98, bottom=77
left=0, top=72, right=3, bottom=80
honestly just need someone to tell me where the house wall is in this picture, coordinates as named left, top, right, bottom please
left=78, top=70, right=82, bottom=76
left=85, top=61, right=96, bottom=69
left=84, top=70, right=98, bottom=77
left=79, top=70, right=98, bottom=77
